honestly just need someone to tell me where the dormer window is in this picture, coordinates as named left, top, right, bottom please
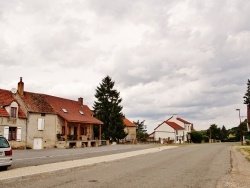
left=10, top=107, right=17, bottom=118
left=62, top=108, right=67, bottom=113
left=79, top=110, right=84, bottom=115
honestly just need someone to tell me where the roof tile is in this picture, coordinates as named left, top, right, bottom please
left=0, top=89, right=26, bottom=118
left=177, top=117, right=191, bottom=124
left=166, top=121, right=185, bottom=130
left=123, top=117, right=136, bottom=127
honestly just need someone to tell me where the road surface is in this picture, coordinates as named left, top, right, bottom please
left=1, top=143, right=232, bottom=188
left=10, top=144, right=154, bottom=169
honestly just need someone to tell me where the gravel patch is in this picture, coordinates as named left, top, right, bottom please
left=217, top=146, right=250, bottom=188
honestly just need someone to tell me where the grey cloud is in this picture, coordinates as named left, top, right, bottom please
left=1, top=0, right=250, bottom=131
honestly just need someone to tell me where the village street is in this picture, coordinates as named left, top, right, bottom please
left=2, top=142, right=247, bottom=188
left=9, top=144, right=154, bottom=170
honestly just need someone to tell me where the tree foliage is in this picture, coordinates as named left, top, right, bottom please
left=190, top=131, right=203, bottom=143
left=133, top=120, right=148, bottom=141
left=220, top=125, right=227, bottom=142
left=93, top=76, right=127, bottom=142
left=206, top=124, right=221, bottom=140
left=204, top=120, right=248, bottom=142
left=243, top=79, right=250, bottom=105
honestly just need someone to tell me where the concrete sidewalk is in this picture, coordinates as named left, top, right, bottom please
left=0, top=146, right=177, bottom=182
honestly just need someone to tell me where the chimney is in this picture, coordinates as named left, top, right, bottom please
left=17, top=77, right=24, bottom=96
left=78, top=97, right=83, bottom=105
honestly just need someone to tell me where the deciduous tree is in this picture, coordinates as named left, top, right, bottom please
left=134, top=120, right=148, bottom=141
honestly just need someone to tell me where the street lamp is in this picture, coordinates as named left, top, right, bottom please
left=236, top=109, right=243, bottom=145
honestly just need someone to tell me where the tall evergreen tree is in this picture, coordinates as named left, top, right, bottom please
left=243, top=79, right=250, bottom=132
left=243, top=79, right=250, bottom=105
left=220, top=125, right=227, bottom=142
left=93, top=76, right=127, bottom=142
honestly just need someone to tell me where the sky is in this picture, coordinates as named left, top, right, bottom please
left=0, top=0, right=250, bottom=133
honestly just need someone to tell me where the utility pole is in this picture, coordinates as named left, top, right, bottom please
left=236, top=109, right=243, bottom=145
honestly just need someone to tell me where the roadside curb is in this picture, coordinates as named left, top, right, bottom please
left=0, top=146, right=177, bottom=183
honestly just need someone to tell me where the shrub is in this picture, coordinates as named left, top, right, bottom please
left=246, top=139, right=250, bottom=145
left=203, top=135, right=209, bottom=143
left=191, top=131, right=203, bottom=143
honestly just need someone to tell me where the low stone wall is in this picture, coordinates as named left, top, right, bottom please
left=55, top=140, right=109, bottom=148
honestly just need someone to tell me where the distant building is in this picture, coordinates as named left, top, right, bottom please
left=123, top=117, right=136, bottom=143
left=150, top=114, right=194, bottom=144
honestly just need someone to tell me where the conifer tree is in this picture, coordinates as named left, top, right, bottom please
left=93, top=76, right=127, bottom=142
left=243, top=79, right=250, bottom=132
left=243, top=79, right=250, bottom=105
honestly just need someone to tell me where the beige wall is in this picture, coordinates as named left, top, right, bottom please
left=124, top=126, right=136, bottom=140
left=27, top=113, right=57, bottom=149
left=0, top=116, right=27, bottom=148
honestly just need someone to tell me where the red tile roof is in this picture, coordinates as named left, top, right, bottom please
left=0, top=107, right=9, bottom=117
left=0, top=89, right=14, bottom=106
left=46, top=95, right=103, bottom=124
left=0, top=89, right=26, bottom=118
left=166, top=121, right=185, bottom=130
left=20, top=92, right=55, bottom=114
left=19, top=91, right=102, bottom=124
left=123, top=117, right=136, bottom=127
left=177, top=117, right=191, bottom=124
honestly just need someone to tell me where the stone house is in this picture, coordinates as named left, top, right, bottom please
left=0, top=89, right=27, bottom=149
left=1, top=78, right=103, bottom=149
left=123, top=117, right=136, bottom=142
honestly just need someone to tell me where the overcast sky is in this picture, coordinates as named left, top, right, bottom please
left=0, top=0, right=250, bottom=133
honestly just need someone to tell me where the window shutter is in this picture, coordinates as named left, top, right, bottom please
left=4, top=126, right=9, bottom=140
left=17, top=127, right=22, bottom=141
left=38, top=118, right=45, bottom=130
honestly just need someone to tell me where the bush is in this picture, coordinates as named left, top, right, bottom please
left=191, top=131, right=203, bottom=143
left=246, top=139, right=250, bottom=145
left=203, top=135, right=209, bottom=143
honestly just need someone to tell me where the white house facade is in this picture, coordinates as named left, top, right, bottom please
left=152, top=115, right=193, bottom=144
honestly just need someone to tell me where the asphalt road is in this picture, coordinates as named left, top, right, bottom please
left=2, top=143, right=233, bottom=188
left=10, top=144, right=155, bottom=169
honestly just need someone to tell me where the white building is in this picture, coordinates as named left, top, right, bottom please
left=151, top=115, right=194, bottom=144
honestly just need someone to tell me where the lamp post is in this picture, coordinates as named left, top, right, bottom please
left=236, top=109, right=243, bottom=145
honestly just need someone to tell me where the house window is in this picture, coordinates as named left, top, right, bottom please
left=38, top=118, right=45, bottom=130
left=82, top=127, right=87, bottom=135
left=62, top=108, right=67, bottom=113
left=10, top=107, right=17, bottom=118
left=9, top=127, right=17, bottom=141
left=4, top=126, right=21, bottom=141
